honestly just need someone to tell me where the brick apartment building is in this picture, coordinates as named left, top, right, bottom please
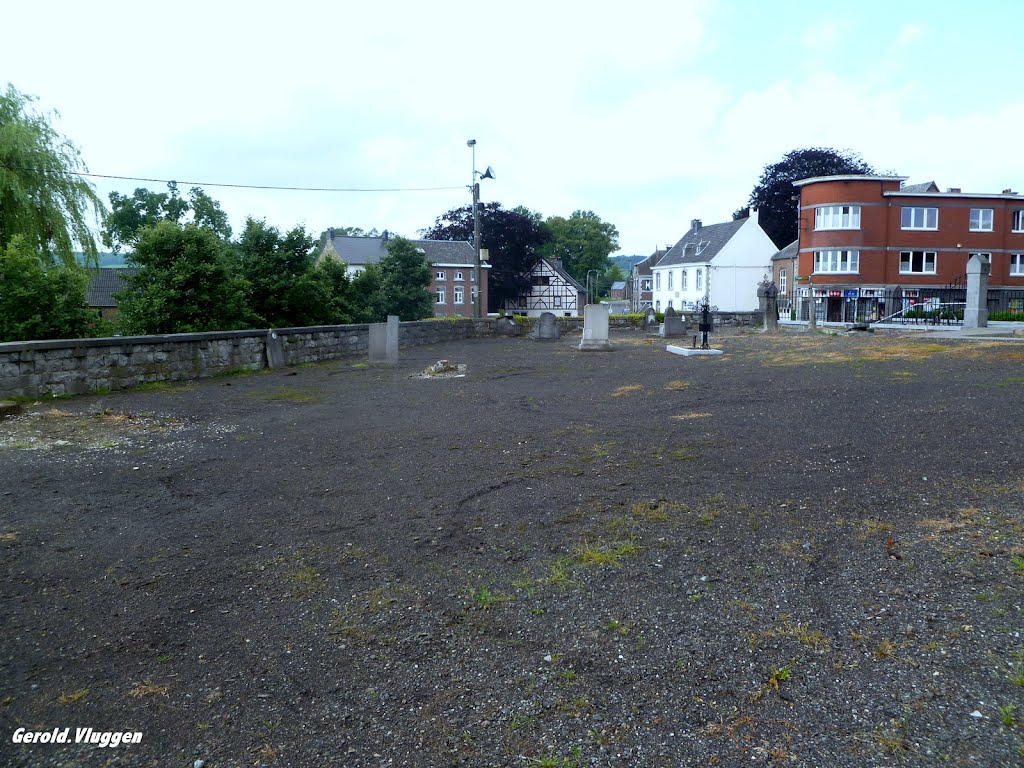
left=793, top=175, right=1024, bottom=322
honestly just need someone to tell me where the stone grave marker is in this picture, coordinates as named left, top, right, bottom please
left=533, top=312, right=560, bottom=341
left=369, top=315, right=400, bottom=364
left=496, top=315, right=520, bottom=336
left=265, top=329, right=286, bottom=369
left=963, top=253, right=990, bottom=329
left=659, top=306, right=686, bottom=338
left=644, top=307, right=657, bottom=329
left=579, top=304, right=611, bottom=350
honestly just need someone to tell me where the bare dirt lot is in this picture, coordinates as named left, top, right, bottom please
left=2, top=328, right=1023, bottom=767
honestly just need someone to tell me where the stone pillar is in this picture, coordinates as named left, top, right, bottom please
left=369, top=315, right=400, bottom=364
left=579, top=304, right=611, bottom=351
left=963, top=254, right=990, bottom=329
left=265, top=329, right=286, bottom=368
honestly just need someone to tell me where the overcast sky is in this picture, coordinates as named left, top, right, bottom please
left=3, top=0, right=1022, bottom=256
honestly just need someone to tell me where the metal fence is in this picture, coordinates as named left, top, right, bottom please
left=791, top=288, right=1024, bottom=326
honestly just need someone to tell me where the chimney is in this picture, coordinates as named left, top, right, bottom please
left=327, top=227, right=335, bottom=241
left=946, top=187, right=961, bottom=193
left=691, top=218, right=702, bottom=231
left=381, top=230, right=390, bottom=242
left=1003, top=188, right=1017, bottom=195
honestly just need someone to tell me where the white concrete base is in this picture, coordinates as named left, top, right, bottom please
left=667, top=345, right=723, bottom=356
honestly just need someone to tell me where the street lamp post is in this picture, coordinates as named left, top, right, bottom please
left=467, top=140, right=494, bottom=319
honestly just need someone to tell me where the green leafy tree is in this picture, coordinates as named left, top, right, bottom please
left=103, top=182, right=232, bottom=252
left=600, top=262, right=626, bottom=297
left=421, top=203, right=549, bottom=313
left=313, top=256, right=359, bottom=325
left=235, top=218, right=333, bottom=327
left=370, top=236, right=433, bottom=321
left=0, top=235, right=99, bottom=341
left=541, top=210, right=620, bottom=283
left=0, top=84, right=106, bottom=266
left=747, top=148, right=876, bottom=248
left=115, top=221, right=249, bottom=334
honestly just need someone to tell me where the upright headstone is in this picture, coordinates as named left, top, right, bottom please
left=644, top=307, right=657, bottom=330
left=496, top=315, right=520, bottom=336
left=265, top=329, right=286, bottom=369
left=760, top=281, right=779, bottom=332
left=659, top=306, right=686, bottom=338
left=579, top=304, right=611, bottom=351
left=533, top=312, right=560, bottom=340
left=963, top=254, right=990, bottom=329
left=369, top=315, right=400, bottom=364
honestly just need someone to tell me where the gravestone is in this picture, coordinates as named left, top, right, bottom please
left=496, top=315, right=520, bottom=336
left=659, top=306, right=686, bottom=338
left=369, top=315, right=400, bottom=364
left=579, top=304, right=611, bottom=351
left=963, top=253, right=990, bottom=329
left=757, top=280, right=779, bottom=332
left=265, top=329, right=286, bottom=369
left=533, top=312, right=560, bottom=340
left=644, top=307, right=657, bottom=329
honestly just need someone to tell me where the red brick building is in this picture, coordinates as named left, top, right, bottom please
left=793, top=175, right=1024, bottom=322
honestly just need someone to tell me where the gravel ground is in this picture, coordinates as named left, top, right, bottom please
left=1, top=327, right=1023, bottom=768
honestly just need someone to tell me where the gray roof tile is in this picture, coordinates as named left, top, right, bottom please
left=86, top=268, right=137, bottom=307
left=770, top=240, right=798, bottom=261
left=900, top=181, right=940, bottom=193
left=656, top=219, right=745, bottom=267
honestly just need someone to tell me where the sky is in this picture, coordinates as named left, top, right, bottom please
left=3, top=0, right=1023, bottom=257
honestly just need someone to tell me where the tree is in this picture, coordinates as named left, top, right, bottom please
left=103, top=182, right=232, bottom=252
left=600, top=262, right=626, bottom=297
left=372, top=236, right=434, bottom=321
left=747, top=148, right=876, bottom=248
left=541, top=210, right=620, bottom=283
left=0, top=235, right=99, bottom=341
left=235, top=218, right=331, bottom=328
left=115, top=221, right=249, bottom=334
left=313, top=256, right=359, bottom=325
left=0, top=84, right=106, bottom=266
left=421, top=202, right=549, bottom=313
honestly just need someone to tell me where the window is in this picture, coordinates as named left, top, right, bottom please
left=681, top=270, right=688, bottom=290
left=641, top=278, right=652, bottom=292
left=655, top=272, right=661, bottom=290
left=901, top=207, right=938, bottom=230
left=969, top=208, right=994, bottom=231
left=668, top=271, right=673, bottom=290
left=696, top=269, right=703, bottom=290
left=531, top=275, right=550, bottom=286
left=1013, top=210, right=1024, bottom=232
left=813, top=250, right=860, bottom=273
left=436, top=286, right=446, bottom=303
left=779, top=269, right=787, bottom=293
left=899, top=251, right=937, bottom=274
left=655, top=300, right=661, bottom=311
left=815, top=205, right=861, bottom=230
left=454, top=286, right=464, bottom=304
left=455, top=271, right=464, bottom=280
left=667, top=301, right=673, bottom=310
left=1011, top=254, right=1024, bottom=276
left=554, top=296, right=562, bottom=308
left=435, top=270, right=446, bottom=280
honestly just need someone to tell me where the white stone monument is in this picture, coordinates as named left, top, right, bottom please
left=963, top=253, right=990, bottom=329
left=579, top=304, right=611, bottom=351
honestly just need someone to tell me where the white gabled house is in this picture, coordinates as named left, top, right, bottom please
left=504, top=257, right=586, bottom=317
left=651, top=210, right=777, bottom=312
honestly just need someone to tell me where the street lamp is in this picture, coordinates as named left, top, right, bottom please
left=467, top=139, right=495, bottom=318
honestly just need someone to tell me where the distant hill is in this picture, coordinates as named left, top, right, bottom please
left=609, top=254, right=647, bottom=272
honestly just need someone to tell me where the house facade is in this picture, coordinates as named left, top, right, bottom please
left=794, top=175, right=1024, bottom=322
left=628, top=249, right=663, bottom=312
left=503, top=257, right=586, bottom=317
left=86, top=268, right=137, bottom=321
left=320, top=230, right=489, bottom=318
left=651, top=211, right=776, bottom=313
left=770, top=240, right=798, bottom=318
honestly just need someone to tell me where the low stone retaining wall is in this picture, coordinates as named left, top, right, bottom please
left=0, top=319, right=493, bottom=398
left=0, top=312, right=760, bottom=399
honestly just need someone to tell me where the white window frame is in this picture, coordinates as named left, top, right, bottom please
left=898, top=250, right=937, bottom=275
left=1010, top=253, right=1024, bottom=276
left=969, top=208, right=994, bottom=231
left=454, top=286, right=464, bottom=304
left=813, top=250, right=860, bottom=274
left=696, top=269, right=703, bottom=290
left=901, top=207, right=938, bottom=230
left=436, top=286, right=446, bottom=304
left=455, top=271, right=464, bottom=280
left=815, top=205, right=861, bottom=230
left=554, top=296, right=562, bottom=308
left=655, top=300, right=661, bottom=311
left=655, top=272, right=661, bottom=290
left=681, top=269, right=688, bottom=290
left=779, top=269, right=787, bottom=293
left=668, top=271, right=673, bottom=290
left=1012, top=210, right=1024, bottom=232
left=435, top=270, right=446, bottom=281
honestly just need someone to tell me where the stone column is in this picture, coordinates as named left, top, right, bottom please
left=963, top=254, right=990, bottom=329
left=579, top=304, right=611, bottom=350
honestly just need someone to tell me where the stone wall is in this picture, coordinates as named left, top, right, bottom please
left=0, top=313, right=759, bottom=399
left=0, top=319, right=493, bottom=399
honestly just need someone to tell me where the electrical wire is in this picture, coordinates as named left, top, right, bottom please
left=0, top=164, right=465, bottom=193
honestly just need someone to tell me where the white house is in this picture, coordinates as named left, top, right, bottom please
left=651, top=211, right=777, bottom=312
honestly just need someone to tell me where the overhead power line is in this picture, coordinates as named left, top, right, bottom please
left=0, top=164, right=464, bottom=193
